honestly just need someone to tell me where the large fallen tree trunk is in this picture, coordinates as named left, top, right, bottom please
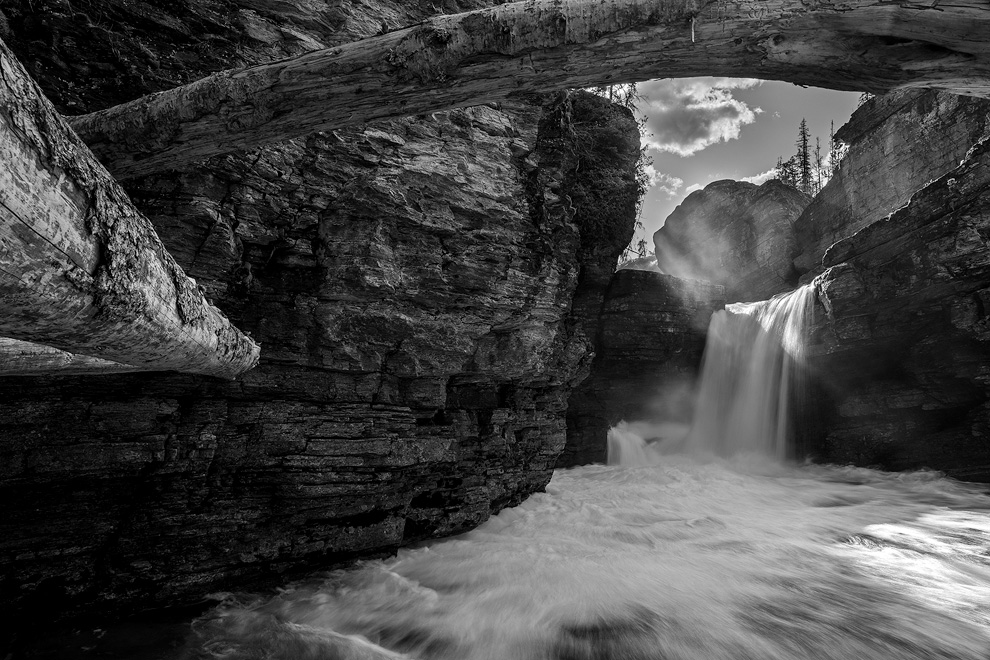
left=0, top=338, right=138, bottom=376
left=0, top=39, right=260, bottom=379
left=71, top=0, right=990, bottom=179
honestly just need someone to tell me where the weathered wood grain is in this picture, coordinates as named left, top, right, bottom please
left=0, top=39, right=260, bottom=379
left=0, top=338, right=138, bottom=375
left=69, top=0, right=990, bottom=179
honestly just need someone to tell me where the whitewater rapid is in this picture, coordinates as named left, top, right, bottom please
left=177, top=286, right=990, bottom=660
left=182, top=439, right=990, bottom=660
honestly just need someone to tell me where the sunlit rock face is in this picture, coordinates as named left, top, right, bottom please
left=0, top=1, right=639, bottom=622
left=808, top=134, right=990, bottom=480
left=794, top=90, right=990, bottom=275
left=558, top=271, right=724, bottom=467
left=653, top=180, right=812, bottom=303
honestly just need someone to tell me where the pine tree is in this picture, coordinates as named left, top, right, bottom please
left=775, top=155, right=798, bottom=188
left=636, top=237, right=648, bottom=258
left=813, top=136, right=824, bottom=195
left=796, top=118, right=812, bottom=194
left=828, top=120, right=845, bottom=176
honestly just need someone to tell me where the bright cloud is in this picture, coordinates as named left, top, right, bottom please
left=740, top=168, right=777, bottom=185
left=683, top=183, right=705, bottom=195
left=637, top=78, right=762, bottom=157
left=646, top=166, right=684, bottom=198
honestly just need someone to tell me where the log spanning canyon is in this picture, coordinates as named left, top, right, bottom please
left=0, top=39, right=260, bottom=379
left=3, top=0, right=990, bottom=371
left=3, top=0, right=990, bottom=642
left=72, top=0, right=990, bottom=180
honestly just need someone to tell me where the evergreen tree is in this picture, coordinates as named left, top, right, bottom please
left=773, top=119, right=845, bottom=195
left=775, top=155, right=798, bottom=189
left=771, top=156, right=784, bottom=183
left=828, top=120, right=845, bottom=176
left=813, top=136, right=824, bottom=195
left=636, top=237, right=648, bottom=258
left=796, top=118, right=812, bottom=194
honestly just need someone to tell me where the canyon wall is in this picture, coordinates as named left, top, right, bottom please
left=809, top=131, right=990, bottom=480
left=638, top=90, right=990, bottom=478
left=0, top=0, right=639, bottom=628
left=558, top=271, right=724, bottom=467
left=653, top=180, right=812, bottom=303
left=794, top=90, right=990, bottom=274
left=791, top=90, right=990, bottom=478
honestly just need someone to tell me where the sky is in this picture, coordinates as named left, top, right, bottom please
left=631, top=79, right=862, bottom=249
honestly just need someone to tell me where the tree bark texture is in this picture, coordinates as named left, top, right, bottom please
left=69, top=0, right=990, bottom=180
left=0, top=39, right=260, bottom=379
left=0, top=338, right=138, bottom=376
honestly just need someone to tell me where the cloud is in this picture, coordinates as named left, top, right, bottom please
left=740, top=168, right=777, bottom=185
left=637, top=78, right=762, bottom=157
left=646, top=166, right=684, bottom=198
left=683, top=183, right=705, bottom=195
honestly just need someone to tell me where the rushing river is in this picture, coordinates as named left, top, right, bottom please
left=173, top=286, right=990, bottom=660
left=47, top=286, right=965, bottom=659
left=176, top=434, right=990, bottom=660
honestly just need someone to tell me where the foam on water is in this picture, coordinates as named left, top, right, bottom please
left=687, top=285, right=816, bottom=460
left=181, top=433, right=990, bottom=660
left=176, top=285, right=990, bottom=659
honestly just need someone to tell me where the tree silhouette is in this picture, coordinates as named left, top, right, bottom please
left=796, top=118, right=812, bottom=194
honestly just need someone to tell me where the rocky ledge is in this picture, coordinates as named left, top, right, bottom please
left=0, top=0, right=640, bottom=633
left=809, top=133, right=990, bottom=480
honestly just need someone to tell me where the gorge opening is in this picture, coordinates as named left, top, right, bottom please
left=4, top=1, right=990, bottom=658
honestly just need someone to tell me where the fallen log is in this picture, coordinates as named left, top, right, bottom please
left=70, top=0, right=990, bottom=180
left=0, top=338, right=138, bottom=376
left=0, top=39, right=260, bottom=379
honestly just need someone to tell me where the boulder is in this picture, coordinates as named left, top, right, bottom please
left=654, top=180, right=811, bottom=302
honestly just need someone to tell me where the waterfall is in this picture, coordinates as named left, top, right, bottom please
left=686, top=284, right=816, bottom=460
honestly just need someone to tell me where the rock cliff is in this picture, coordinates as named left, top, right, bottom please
left=794, top=90, right=990, bottom=274
left=654, top=180, right=812, bottom=302
left=641, top=90, right=990, bottom=479
left=558, top=271, right=724, bottom=467
left=808, top=132, right=990, bottom=480
left=0, top=0, right=640, bottom=631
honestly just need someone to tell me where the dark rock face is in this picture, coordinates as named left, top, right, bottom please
left=0, top=0, right=640, bottom=626
left=808, top=134, right=990, bottom=480
left=558, top=271, right=724, bottom=467
left=794, top=90, right=990, bottom=274
left=654, top=180, right=811, bottom=302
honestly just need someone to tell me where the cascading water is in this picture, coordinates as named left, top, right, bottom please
left=686, top=284, right=816, bottom=460
left=90, top=287, right=990, bottom=660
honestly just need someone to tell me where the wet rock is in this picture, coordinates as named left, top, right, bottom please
left=809, top=136, right=990, bottom=480
left=558, top=271, right=724, bottom=467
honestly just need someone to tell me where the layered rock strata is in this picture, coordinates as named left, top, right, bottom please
left=809, top=134, right=990, bottom=480
left=654, top=180, right=811, bottom=302
left=0, top=0, right=640, bottom=632
left=558, top=270, right=724, bottom=467
left=794, top=90, right=990, bottom=274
